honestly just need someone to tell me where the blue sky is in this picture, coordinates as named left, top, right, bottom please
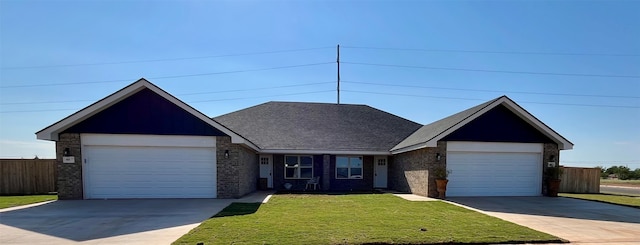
left=1, top=0, right=638, bottom=168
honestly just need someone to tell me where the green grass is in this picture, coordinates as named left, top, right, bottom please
left=560, top=193, right=640, bottom=208
left=601, top=179, right=640, bottom=186
left=174, top=194, right=560, bottom=244
left=0, top=195, right=57, bottom=209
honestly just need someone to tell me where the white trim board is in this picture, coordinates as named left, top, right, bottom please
left=447, top=142, right=542, bottom=153
left=82, top=134, right=216, bottom=148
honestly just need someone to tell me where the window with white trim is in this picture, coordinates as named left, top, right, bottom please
left=336, top=156, right=363, bottom=179
left=285, top=155, right=313, bottom=179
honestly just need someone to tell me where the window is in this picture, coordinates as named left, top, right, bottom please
left=260, top=157, right=269, bottom=165
left=284, top=155, right=313, bottom=179
left=336, top=156, right=363, bottom=179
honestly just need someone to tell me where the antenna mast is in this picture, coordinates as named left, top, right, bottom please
left=337, top=44, right=340, bottom=104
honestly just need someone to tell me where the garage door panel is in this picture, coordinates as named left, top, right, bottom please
left=82, top=135, right=217, bottom=199
left=447, top=147, right=542, bottom=197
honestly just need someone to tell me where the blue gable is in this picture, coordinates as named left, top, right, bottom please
left=63, top=88, right=227, bottom=136
left=443, top=104, right=553, bottom=143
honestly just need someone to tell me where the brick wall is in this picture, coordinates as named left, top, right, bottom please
left=543, top=143, right=559, bottom=168
left=216, top=136, right=258, bottom=198
left=56, top=133, right=83, bottom=200
left=236, top=145, right=258, bottom=197
left=390, top=141, right=446, bottom=197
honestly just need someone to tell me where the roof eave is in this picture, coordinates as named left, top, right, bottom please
left=390, top=142, right=434, bottom=154
left=498, top=97, right=574, bottom=150
left=259, top=149, right=392, bottom=155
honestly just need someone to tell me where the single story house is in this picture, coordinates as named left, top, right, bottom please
left=36, top=78, right=573, bottom=199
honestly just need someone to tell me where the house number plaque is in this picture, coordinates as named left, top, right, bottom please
left=63, top=156, right=75, bottom=164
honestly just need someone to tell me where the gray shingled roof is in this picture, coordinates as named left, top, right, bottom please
left=214, top=102, right=422, bottom=152
left=391, top=96, right=502, bottom=151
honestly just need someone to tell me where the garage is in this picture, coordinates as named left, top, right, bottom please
left=82, top=134, right=217, bottom=199
left=446, top=142, right=542, bottom=197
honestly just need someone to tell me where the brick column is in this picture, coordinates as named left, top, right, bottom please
left=216, top=136, right=238, bottom=198
left=542, top=143, right=560, bottom=195
left=427, top=141, right=447, bottom=197
left=56, top=133, right=83, bottom=200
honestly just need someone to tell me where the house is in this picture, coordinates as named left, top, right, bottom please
left=36, top=78, right=573, bottom=199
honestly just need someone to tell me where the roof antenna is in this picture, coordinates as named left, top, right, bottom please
left=337, top=44, right=340, bottom=104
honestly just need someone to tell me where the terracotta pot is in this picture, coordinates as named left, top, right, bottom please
left=435, top=179, right=449, bottom=199
left=547, top=179, right=561, bottom=197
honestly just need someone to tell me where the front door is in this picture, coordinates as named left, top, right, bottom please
left=374, top=156, right=388, bottom=188
left=259, top=155, right=273, bottom=188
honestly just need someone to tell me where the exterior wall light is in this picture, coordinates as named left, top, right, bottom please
left=224, top=150, right=229, bottom=159
left=436, top=153, right=441, bottom=161
left=547, top=154, right=557, bottom=167
left=63, top=148, right=70, bottom=156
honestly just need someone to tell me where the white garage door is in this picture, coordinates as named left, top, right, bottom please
left=446, top=142, right=542, bottom=197
left=82, top=134, right=217, bottom=199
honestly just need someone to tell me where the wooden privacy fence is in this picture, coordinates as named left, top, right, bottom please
left=0, top=159, right=57, bottom=195
left=559, top=166, right=600, bottom=193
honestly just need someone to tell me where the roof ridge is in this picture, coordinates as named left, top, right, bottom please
left=266, top=101, right=368, bottom=106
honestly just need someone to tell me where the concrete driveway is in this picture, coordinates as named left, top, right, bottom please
left=0, top=199, right=234, bottom=245
left=448, top=197, right=640, bottom=244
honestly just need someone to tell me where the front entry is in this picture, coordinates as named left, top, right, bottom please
left=259, top=155, right=273, bottom=188
left=374, top=156, right=388, bottom=188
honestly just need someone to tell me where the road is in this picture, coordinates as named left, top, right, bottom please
left=600, top=185, right=640, bottom=196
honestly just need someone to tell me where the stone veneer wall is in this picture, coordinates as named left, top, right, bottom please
left=216, top=136, right=258, bottom=198
left=390, top=141, right=446, bottom=197
left=56, top=133, right=83, bottom=200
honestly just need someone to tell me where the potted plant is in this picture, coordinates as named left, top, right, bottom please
left=545, top=166, right=563, bottom=197
left=433, top=165, right=451, bottom=199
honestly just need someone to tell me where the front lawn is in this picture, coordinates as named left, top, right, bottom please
left=560, top=193, right=640, bottom=208
left=0, top=195, right=57, bottom=209
left=174, top=194, right=560, bottom=244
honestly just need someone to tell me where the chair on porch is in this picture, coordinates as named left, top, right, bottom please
left=306, top=176, right=320, bottom=190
